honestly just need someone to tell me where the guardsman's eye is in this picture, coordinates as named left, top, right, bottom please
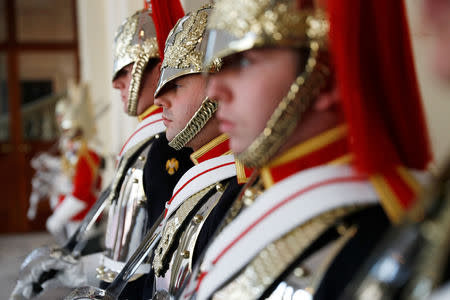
left=221, top=54, right=251, bottom=71
left=239, top=57, right=251, bottom=68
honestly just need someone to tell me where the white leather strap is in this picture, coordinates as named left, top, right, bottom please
left=118, top=113, right=165, bottom=159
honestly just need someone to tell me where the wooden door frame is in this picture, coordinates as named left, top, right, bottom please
left=1, top=0, right=80, bottom=232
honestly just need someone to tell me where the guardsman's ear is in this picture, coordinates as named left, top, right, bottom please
left=313, top=82, right=340, bottom=112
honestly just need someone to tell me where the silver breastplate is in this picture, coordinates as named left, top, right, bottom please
left=211, top=206, right=363, bottom=300
left=97, top=143, right=152, bottom=282
left=153, top=182, right=227, bottom=299
left=265, top=227, right=356, bottom=300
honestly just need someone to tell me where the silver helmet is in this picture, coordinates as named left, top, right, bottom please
left=112, top=5, right=159, bottom=116
left=203, top=0, right=330, bottom=167
left=56, top=80, right=96, bottom=141
left=155, top=4, right=221, bottom=150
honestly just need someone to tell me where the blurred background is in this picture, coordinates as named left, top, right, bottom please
left=0, top=0, right=449, bottom=297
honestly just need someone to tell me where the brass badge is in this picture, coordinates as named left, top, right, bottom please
left=166, top=158, right=179, bottom=175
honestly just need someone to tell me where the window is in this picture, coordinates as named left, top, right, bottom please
left=19, top=52, right=76, bottom=140
left=15, top=0, right=75, bottom=42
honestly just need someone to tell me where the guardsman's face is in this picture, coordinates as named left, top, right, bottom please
left=206, top=48, right=299, bottom=154
left=424, top=0, right=450, bottom=80
left=154, top=74, right=207, bottom=142
left=112, top=61, right=161, bottom=115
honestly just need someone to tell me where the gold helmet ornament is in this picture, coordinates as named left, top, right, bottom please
left=204, top=0, right=330, bottom=167
left=155, top=4, right=220, bottom=151
left=112, top=3, right=159, bottom=116
left=55, top=80, right=96, bottom=141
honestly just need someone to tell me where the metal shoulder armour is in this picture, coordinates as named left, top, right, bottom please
left=98, top=141, right=154, bottom=283
left=340, top=162, right=450, bottom=300
left=212, top=205, right=375, bottom=300
left=153, top=181, right=229, bottom=298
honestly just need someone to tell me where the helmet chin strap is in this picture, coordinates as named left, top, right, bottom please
left=127, top=52, right=151, bottom=116
left=168, top=97, right=218, bottom=150
left=236, top=42, right=329, bottom=168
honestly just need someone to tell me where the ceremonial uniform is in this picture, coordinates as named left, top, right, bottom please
left=47, top=139, right=102, bottom=237
left=180, top=127, right=428, bottom=300
left=144, top=132, right=194, bottom=233
left=97, top=107, right=193, bottom=300
left=144, top=6, right=248, bottom=299
left=96, top=2, right=187, bottom=299
left=10, top=1, right=187, bottom=299
left=177, top=0, right=432, bottom=299
left=46, top=82, right=103, bottom=242
left=152, top=135, right=247, bottom=298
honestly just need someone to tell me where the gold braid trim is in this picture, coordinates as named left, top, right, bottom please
left=127, top=51, right=151, bottom=116
left=168, top=97, right=218, bottom=150
left=237, top=40, right=329, bottom=167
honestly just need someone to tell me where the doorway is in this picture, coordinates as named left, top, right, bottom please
left=0, top=0, right=79, bottom=232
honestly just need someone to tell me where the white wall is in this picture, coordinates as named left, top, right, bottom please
left=180, top=0, right=210, bottom=12
left=406, top=0, right=450, bottom=169
left=77, top=0, right=142, bottom=184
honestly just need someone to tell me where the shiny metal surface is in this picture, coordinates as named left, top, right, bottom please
left=169, top=187, right=224, bottom=295
left=112, top=9, right=158, bottom=80
left=154, top=185, right=225, bottom=297
left=64, top=286, right=117, bottom=300
left=64, top=186, right=111, bottom=255
left=341, top=225, right=423, bottom=300
left=203, top=0, right=328, bottom=67
left=153, top=289, right=172, bottom=300
left=112, top=7, right=159, bottom=116
left=154, top=5, right=214, bottom=98
left=341, top=163, right=450, bottom=300
left=99, top=143, right=152, bottom=282
left=212, top=206, right=362, bottom=300
left=65, top=213, right=164, bottom=300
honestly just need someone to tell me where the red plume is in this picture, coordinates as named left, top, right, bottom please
left=151, top=0, right=185, bottom=59
left=326, top=0, right=432, bottom=219
left=327, top=0, right=431, bottom=173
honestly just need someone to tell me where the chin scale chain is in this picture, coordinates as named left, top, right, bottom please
left=168, top=97, right=218, bottom=150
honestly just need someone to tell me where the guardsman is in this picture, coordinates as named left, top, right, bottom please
left=177, top=0, right=433, bottom=299
left=9, top=1, right=189, bottom=299
left=146, top=5, right=249, bottom=299
left=10, top=82, right=105, bottom=300
left=46, top=82, right=102, bottom=242
left=96, top=1, right=191, bottom=299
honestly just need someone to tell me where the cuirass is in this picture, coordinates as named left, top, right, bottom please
left=97, top=143, right=152, bottom=282
left=154, top=183, right=227, bottom=298
left=211, top=206, right=364, bottom=300
left=263, top=239, right=348, bottom=300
